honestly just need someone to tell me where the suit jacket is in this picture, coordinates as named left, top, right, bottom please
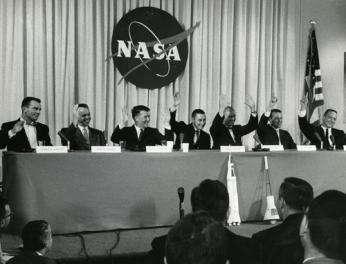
left=148, top=229, right=260, bottom=264
left=298, top=115, right=346, bottom=150
left=0, top=119, right=52, bottom=151
left=59, top=123, right=106, bottom=150
left=303, top=258, right=344, bottom=264
left=7, top=250, right=57, bottom=264
left=257, top=114, right=296, bottom=149
left=210, top=113, right=258, bottom=149
left=169, top=111, right=211, bottom=150
left=252, top=213, right=304, bottom=264
left=111, top=125, right=173, bottom=151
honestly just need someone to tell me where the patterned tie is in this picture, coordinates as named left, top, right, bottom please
left=82, top=127, right=90, bottom=144
left=193, top=130, right=199, bottom=144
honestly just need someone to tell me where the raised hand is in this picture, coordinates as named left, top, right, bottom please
left=245, top=95, right=256, bottom=112
left=266, top=96, right=278, bottom=112
left=121, top=106, right=129, bottom=126
left=11, top=120, right=24, bottom=134
left=300, top=94, right=308, bottom=111
left=219, top=94, right=227, bottom=116
left=161, top=109, right=171, bottom=127
left=170, top=92, right=181, bottom=112
left=72, top=104, right=79, bottom=126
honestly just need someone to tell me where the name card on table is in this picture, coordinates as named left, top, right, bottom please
left=91, top=146, right=121, bottom=153
left=36, top=146, right=68, bottom=153
left=146, top=146, right=171, bottom=153
left=262, top=145, right=284, bottom=151
left=343, top=145, right=346, bottom=151
left=220, top=146, right=246, bottom=152
left=297, top=145, right=317, bottom=151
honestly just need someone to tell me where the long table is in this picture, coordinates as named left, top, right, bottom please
left=3, top=150, right=346, bottom=235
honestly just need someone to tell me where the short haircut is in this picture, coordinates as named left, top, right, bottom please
left=278, top=177, right=313, bottom=211
left=224, top=106, right=235, bottom=114
left=324, top=109, right=337, bottom=116
left=191, top=109, right=205, bottom=118
left=270, top=109, right=282, bottom=118
left=0, top=197, right=9, bottom=219
left=190, top=179, right=229, bottom=222
left=306, top=190, right=346, bottom=260
left=165, top=211, right=228, bottom=264
left=21, top=97, right=41, bottom=108
left=131, top=105, right=150, bottom=119
left=77, top=103, right=89, bottom=109
left=22, top=220, right=51, bottom=251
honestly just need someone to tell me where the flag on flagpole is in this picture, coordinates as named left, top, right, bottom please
left=226, top=153, right=241, bottom=226
left=304, top=23, right=324, bottom=125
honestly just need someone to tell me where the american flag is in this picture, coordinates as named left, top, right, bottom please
left=304, top=25, right=324, bottom=123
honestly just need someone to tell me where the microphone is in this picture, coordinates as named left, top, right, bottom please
left=314, top=132, right=323, bottom=149
left=177, top=187, right=185, bottom=219
left=330, top=134, right=336, bottom=150
left=58, top=131, right=70, bottom=150
left=253, top=133, right=262, bottom=145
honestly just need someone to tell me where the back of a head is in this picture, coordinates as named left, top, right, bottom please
left=190, top=179, right=229, bottom=222
left=307, top=190, right=346, bottom=261
left=165, top=211, right=228, bottom=264
left=22, top=220, right=52, bottom=252
left=279, top=177, right=313, bottom=211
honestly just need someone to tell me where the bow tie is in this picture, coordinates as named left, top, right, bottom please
left=26, top=121, right=37, bottom=127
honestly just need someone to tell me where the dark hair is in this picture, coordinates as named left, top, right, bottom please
left=278, top=177, right=313, bottom=211
left=131, top=105, right=150, bottom=119
left=191, top=109, right=205, bottom=118
left=307, top=190, right=346, bottom=260
left=190, top=179, right=229, bottom=222
left=0, top=197, right=9, bottom=219
left=323, top=109, right=337, bottom=116
left=21, top=97, right=41, bottom=108
left=165, top=211, right=228, bottom=264
left=270, top=109, right=282, bottom=118
left=22, top=220, right=51, bottom=251
left=77, top=103, right=89, bottom=109
left=224, top=106, right=235, bottom=114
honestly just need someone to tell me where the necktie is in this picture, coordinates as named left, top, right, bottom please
left=193, top=130, right=199, bottom=144
left=82, top=127, right=90, bottom=144
left=325, top=128, right=330, bottom=148
left=276, top=129, right=281, bottom=145
left=138, top=129, right=144, bottom=141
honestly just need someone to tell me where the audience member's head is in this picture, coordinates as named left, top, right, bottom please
left=191, top=109, right=206, bottom=131
left=269, top=109, right=282, bottom=129
left=300, top=190, right=346, bottom=262
left=131, top=105, right=150, bottom=128
left=322, top=109, right=337, bottom=128
left=223, top=106, right=236, bottom=128
left=21, top=97, right=42, bottom=122
left=22, top=220, right=53, bottom=254
left=190, top=179, right=229, bottom=222
left=165, top=211, right=229, bottom=264
left=0, top=197, right=11, bottom=230
left=277, top=177, right=313, bottom=219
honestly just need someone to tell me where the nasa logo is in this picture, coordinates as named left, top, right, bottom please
left=111, top=7, right=189, bottom=89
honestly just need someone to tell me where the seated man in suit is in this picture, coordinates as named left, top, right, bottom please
left=252, top=177, right=313, bottom=264
left=59, top=103, right=106, bottom=150
left=300, top=190, right=346, bottom=264
left=0, top=197, right=12, bottom=264
left=298, top=96, right=346, bottom=149
left=165, top=211, right=229, bottom=264
left=148, top=179, right=260, bottom=264
left=111, top=105, right=173, bottom=151
left=169, top=92, right=210, bottom=150
left=8, top=220, right=56, bottom=264
left=0, top=97, right=52, bottom=151
left=257, top=97, right=296, bottom=149
left=210, top=94, right=258, bottom=149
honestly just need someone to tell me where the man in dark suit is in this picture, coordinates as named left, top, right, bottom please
left=210, top=95, right=258, bottom=148
left=7, top=220, right=56, bottom=264
left=148, top=179, right=260, bottom=264
left=111, top=105, right=173, bottom=151
left=298, top=96, right=346, bottom=150
left=0, top=97, right=52, bottom=151
left=252, top=177, right=313, bottom=264
left=59, top=103, right=106, bottom=150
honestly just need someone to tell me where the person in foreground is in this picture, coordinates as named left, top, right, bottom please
left=0, top=197, right=12, bottom=264
left=257, top=97, right=296, bottom=149
left=111, top=105, right=173, bottom=151
left=252, top=177, right=313, bottom=264
left=299, top=95, right=346, bottom=149
left=210, top=94, right=258, bottom=148
left=148, top=179, right=259, bottom=264
left=300, top=190, right=346, bottom=264
left=169, top=92, right=211, bottom=149
left=0, top=97, right=52, bottom=151
left=59, top=103, right=106, bottom=150
left=8, top=220, right=56, bottom=264
left=165, top=211, right=229, bottom=264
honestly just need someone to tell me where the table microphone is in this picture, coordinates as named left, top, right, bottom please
left=330, top=134, right=336, bottom=150
left=314, top=132, right=323, bottom=149
left=58, top=131, right=70, bottom=150
left=177, top=187, right=185, bottom=219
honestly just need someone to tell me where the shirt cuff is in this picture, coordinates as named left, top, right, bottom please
left=264, top=111, right=270, bottom=117
left=8, top=130, right=16, bottom=138
left=298, top=110, right=306, bottom=117
left=251, top=112, right=257, bottom=117
left=118, top=124, right=125, bottom=130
